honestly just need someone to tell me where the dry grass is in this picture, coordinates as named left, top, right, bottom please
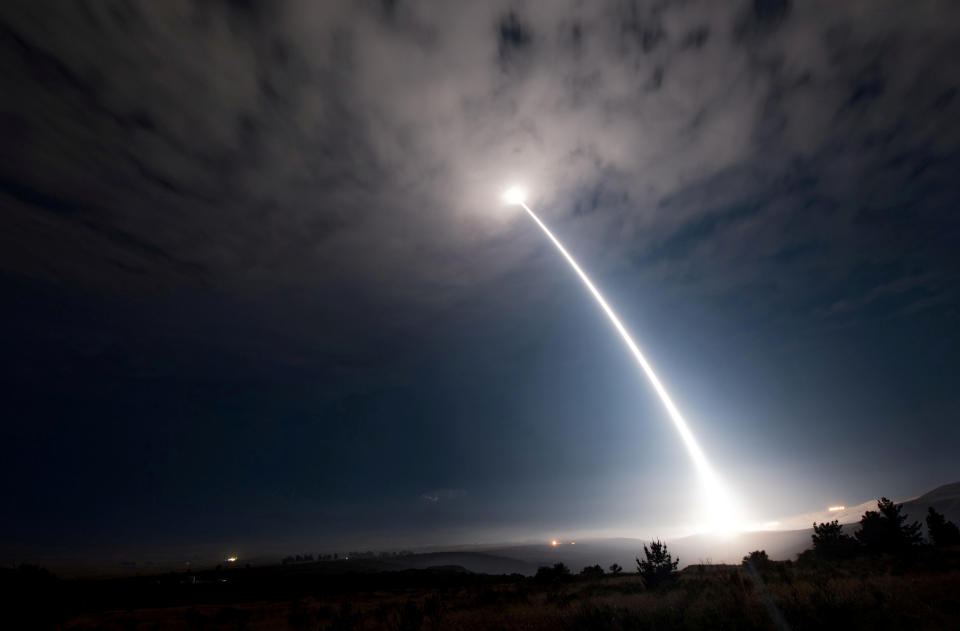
left=57, top=558, right=960, bottom=631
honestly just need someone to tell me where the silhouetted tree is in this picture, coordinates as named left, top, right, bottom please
left=579, top=564, right=605, bottom=578
left=855, top=497, right=922, bottom=554
left=926, top=507, right=960, bottom=547
left=742, top=550, right=770, bottom=569
left=535, top=562, right=571, bottom=582
left=812, top=519, right=860, bottom=558
left=608, top=563, right=623, bottom=575
left=636, top=540, right=679, bottom=588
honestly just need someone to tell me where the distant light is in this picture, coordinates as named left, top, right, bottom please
left=828, top=506, right=845, bottom=512
left=226, top=556, right=238, bottom=563
left=550, top=540, right=558, bottom=547
left=502, top=186, right=527, bottom=205
left=570, top=541, right=575, bottom=545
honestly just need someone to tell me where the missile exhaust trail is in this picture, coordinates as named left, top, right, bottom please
left=518, top=199, right=738, bottom=530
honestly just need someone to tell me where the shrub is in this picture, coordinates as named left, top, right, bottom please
left=742, top=550, right=770, bottom=569
left=579, top=564, right=605, bottom=579
left=535, top=562, right=571, bottom=583
left=812, top=519, right=860, bottom=559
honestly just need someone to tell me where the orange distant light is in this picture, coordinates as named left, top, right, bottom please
left=551, top=540, right=558, bottom=546
left=570, top=541, right=575, bottom=545
left=828, top=506, right=845, bottom=512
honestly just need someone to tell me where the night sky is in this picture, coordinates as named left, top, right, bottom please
left=2, top=1, right=959, bottom=563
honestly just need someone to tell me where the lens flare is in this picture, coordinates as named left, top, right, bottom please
left=511, top=197, right=742, bottom=532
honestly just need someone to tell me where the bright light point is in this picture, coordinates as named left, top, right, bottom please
left=226, top=556, right=237, bottom=563
left=570, top=541, right=575, bottom=545
left=502, top=186, right=527, bottom=205
left=828, top=505, right=845, bottom=512
left=550, top=540, right=558, bottom=547
left=689, top=469, right=750, bottom=536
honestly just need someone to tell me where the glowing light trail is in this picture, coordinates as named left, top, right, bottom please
left=507, top=189, right=740, bottom=531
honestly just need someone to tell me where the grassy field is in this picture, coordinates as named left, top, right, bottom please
left=34, top=547, right=960, bottom=631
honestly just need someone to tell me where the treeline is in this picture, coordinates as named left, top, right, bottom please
left=807, top=499, right=960, bottom=559
left=532, top=498, right=960, bottom=590
left=534, top=539, right=679, bottom=589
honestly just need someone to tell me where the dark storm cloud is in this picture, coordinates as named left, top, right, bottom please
left=2, top=0, right=960, bottom=557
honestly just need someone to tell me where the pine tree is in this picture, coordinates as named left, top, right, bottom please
left=855, top=497, right=922, bottom=554
left=636, top=539, right=679, bottom=588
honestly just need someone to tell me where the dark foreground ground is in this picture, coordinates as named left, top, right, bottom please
left=5, top=548, right=960, bottom=630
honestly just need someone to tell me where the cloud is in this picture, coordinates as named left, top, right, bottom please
left=421, top=488, right=467, bottom=504
left=1, top=0, right=958, bottom=323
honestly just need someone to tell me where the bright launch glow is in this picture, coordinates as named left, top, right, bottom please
left=828, top=506, right=845, bottom=512
left=510, top=195, right=743, bottom=533
left=502, top=186, right=527, bottom=205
